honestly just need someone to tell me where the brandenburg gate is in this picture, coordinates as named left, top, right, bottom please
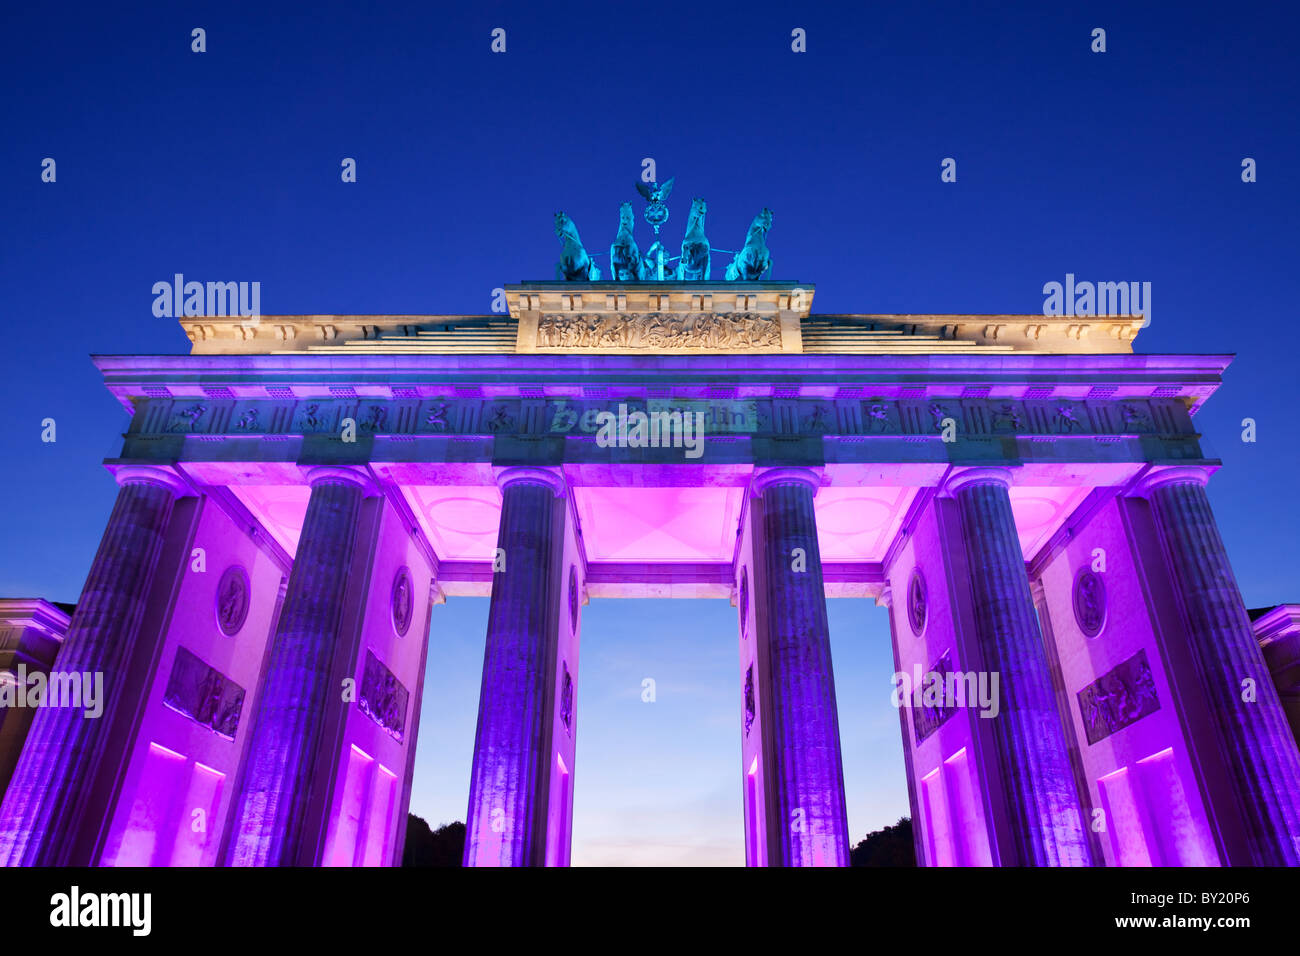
left=2, top=192, right=1298, bottom=867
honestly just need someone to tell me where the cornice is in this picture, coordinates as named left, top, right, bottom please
left=172, top=310, right=1152, bottom=357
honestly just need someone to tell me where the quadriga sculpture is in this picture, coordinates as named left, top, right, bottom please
left=676, top=198, right=711, bottom=281
left=725, top=208, right=774, bottom=281
left=555, top=211, right=601, bottom=281
left=608, top=202, right=645, bottom=281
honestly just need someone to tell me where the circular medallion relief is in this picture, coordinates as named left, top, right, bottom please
left=739, top=568, right=750, bottom=640
left=568, top=567, right=579, bottom=634
left=560, top=661, right=574, bottom=735
left=391, top=566, right=413, bottom=637
left=907, top=568, right=927, bottom=636
left=1073, top=568, right=1107, bottom=638
left=216, top=565, right=250, bottom=636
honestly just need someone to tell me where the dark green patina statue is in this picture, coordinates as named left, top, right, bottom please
left=676, top=198, right=711, bottom=281
left=554, top=212, right=601, bottom=281
left=725, top=208, right=774, bottom=281
left=553, top=178, right=773, bottom=282
left=609, top=203, right=645, bottom=281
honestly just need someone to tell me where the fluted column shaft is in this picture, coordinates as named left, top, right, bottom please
left=755, top=469, right=850, bottom=867
left=226, top=469, right=368, bottom=866
left=951, top=470, right=1092, bottom=866
left=0, top=468, right=184, bottom=866
left=463, top=469, right=564, bottom=867
left=1143, top=470, right=1300, bottom=865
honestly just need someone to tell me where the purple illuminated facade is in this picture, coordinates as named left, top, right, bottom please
left=1, top=281, right=1298, bottom=866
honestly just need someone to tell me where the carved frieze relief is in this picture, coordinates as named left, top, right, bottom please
left=743, top=664, right=756, bottom=737
left=129, top=395, right=1195, bottom=443
left=912, top=651, right=957, bottom=744
left=536, top=312, right=782, bottom=351
left=1077, top=649, right=1160, bottom=745
left=167, top=403, right=208, bottom=433
left=359, top=649, right=409, bottom=741
left=162, top=647, right=245, bottom=739
left=560, top=661, right=574, bottom=736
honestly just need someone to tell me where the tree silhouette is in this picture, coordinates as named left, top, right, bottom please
left=400, top=813, right=917, bottom=866
left=401, top=814, right=465, bottom=867
left=850, top=817, right=916, bottom=867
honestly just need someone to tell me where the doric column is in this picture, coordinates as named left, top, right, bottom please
left=0, top=601, right=70, bottom=804
left=947, top=467, right=1092, bottom=866
left=0, top=465, right=188, bottom=866
left=1137, top=467, right=1300, bottom=865
left=464, top=467, right=568, bottom=867
left=225, top=466, right=372, bottom=867
left=751, top=467, right=850, bottom=866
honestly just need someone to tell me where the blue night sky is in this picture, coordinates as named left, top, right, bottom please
left=2, top=2, right=1297, bottom=864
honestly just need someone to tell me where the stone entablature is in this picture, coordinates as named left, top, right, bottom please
left=181, top=311, right=1145, bottom=356
left=96, top=352, right=1224, bottom=468
left=0, top=600, right=70, bottom=663
left=182, top=315, right=493, bottom=354
left=96, top=353, right=1225, bottom=404
left=119, top=392, right=1199, bottom=443
left=177, top=281, right=1146, bottom=356
left=801, top=314, right=1145, bottom=355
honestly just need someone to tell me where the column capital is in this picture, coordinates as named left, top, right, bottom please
left=108, top=464, right=191, bottom=498
left=302, top=465, right=377, bottom=495
left=942, top=466, right=1014, bottom=496
left=494, top=466, right=566, bottom=496
left=1130, top=465, right=1212, bottom=498
left=751, top=466, right=823, bottom=497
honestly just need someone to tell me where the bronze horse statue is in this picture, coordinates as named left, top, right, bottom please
left=555, top=211, right=601, bottom=281
left=676, top=198, right=711, bottom=281
left=608, top=202, right=645, bottom=281
left=725, top=208, right=774, bottom=281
